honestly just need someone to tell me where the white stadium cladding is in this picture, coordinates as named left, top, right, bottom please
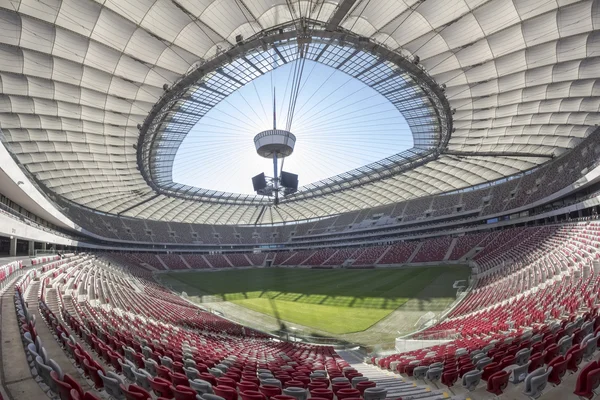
left=0, top=0, right=599, bottom=225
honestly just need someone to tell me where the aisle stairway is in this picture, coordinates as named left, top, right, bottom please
left=337, top=350, right=463, bottom=400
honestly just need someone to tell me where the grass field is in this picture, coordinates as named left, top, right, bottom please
left=159, top=266, right=469, bottom=335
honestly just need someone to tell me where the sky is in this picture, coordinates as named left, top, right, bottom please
left=172, top=59, right=413, bottom=195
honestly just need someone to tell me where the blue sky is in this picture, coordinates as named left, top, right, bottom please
left=172, top=60, right=413, bottom=195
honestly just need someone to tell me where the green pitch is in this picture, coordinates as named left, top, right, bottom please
left=160, top=266, right=469, bottom=334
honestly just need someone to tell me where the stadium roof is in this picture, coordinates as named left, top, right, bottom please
left=0, top=0, right=599, bottom=225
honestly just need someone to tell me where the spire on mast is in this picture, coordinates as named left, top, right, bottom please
left=273, top=87, right=277, bottom=130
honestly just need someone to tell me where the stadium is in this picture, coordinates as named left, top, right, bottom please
left=1, top=0, right=600, bottom=399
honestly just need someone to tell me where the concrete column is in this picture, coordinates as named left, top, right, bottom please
left=9, top=237, right=17, bottom=257
left=41, top=242, right=47, bottom=252
left=28, top=240, right=35, bottom=257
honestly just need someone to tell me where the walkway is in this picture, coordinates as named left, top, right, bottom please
left=336, top=350, right=465, bottom=400
left=0, top=282, right=47, bottom=400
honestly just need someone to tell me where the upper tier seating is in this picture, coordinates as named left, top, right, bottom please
left=64, top=132, right=600, bottom=246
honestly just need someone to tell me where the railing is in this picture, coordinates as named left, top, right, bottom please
left=0, top=259, right=24, bottom=291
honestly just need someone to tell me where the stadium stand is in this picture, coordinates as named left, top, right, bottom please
left=182, top=254, right=211, bottom=270
left=411, top=237, right=453, bottom=263
left=351, top=246, right=388, bottom=266
left=4, top=3, right=600, bottom=399
left=204, top=254, right=233, bottom=269
left=447, top=232, right=490, bottom=261
left=245, top=253, right=267, bottom=267
left=377, top=242, right=419, bottom=265
left=226, top=253, right=252, bottom=267
left=5, top=253, right=470, bottom=400
left=159, top=254, right=189, bottom=270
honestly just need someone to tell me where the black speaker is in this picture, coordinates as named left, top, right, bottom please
left=252, top=173, right=267, bottom=191
left=280, top=171, right=298, bottom=191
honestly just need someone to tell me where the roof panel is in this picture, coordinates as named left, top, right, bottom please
left=0, top=1, right=597, bottom=224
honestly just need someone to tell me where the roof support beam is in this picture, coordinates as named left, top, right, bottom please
left=445, top=150, right=554, bottom=159
left=326, top=0, right=359, bottom=31
left=272, top=45, right=287, bottom=64
left=117, top=194, right=160, bottom=216
left=337, top=49, right=360, bottom=69
left=216, top=69, right=244, bottom=86
left=354, top=58, right=384, bottom=78
left=243, top=56, right=264, bottom=74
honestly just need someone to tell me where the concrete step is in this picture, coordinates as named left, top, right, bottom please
left=336, top=350, right=464, bottom=400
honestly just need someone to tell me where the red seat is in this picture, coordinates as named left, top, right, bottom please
left=481, top=362, right=501, bottom=381
left=532, top=342, right=545, bottom=355
left=543, top=344, right=559, bottom=365
left=548, top=355, right=569, bottom=386
left=566, top=345, right=585, bottom=373
left=574, top=362, right=600, bottom=399
left=157, top=365, right=172, bottom=380
left=83, top=358, right=104, bottom=389
left=64, top=374, right=84, bottom=399
left=573, top=328, right=585, bottom=345
left=336, top=388, right=361, bottom=400
left=528, top=353, right=544, bottom=373
left=225, top=371, right=241, bottom=382
left=148, top=377, right=173, bottom=398
left=217, top=377, right=237, bottom=389
left=356, top=381, right=376, bottom=394
left=70, top=391, right=102, bottom=400
left=170, top=372, right=189, bottom=387
left=277, top=376, right=291, bottom=385
left=50, top=370, right=73, bottom=400
left=499, top=355, right=515, bottom=369
left=241, top=390, right=267, bottom=400
left=121, top=384, right=152, bottom=400
left=307, top=381, right=327, bottom=391
left=109, top=351, right=122, bottom=373
left=214, top=385, right=238, bottom=400
left=309, top=388, right=334, bottom=400
left=259, top=384, right=282, bottom=399
left=238, top=381, right=259, bottom=393
left=332, top=382, right=351, bottom=394
left=486, top=370, right=509, bottom=396
left=173, top=362, right=185, bottom=374
left=284, top=380, right=306, bottom=389
left=459, top=364, right=475, bottom=377
left=441, top=370, right=458, bottom=389
left=271, top=396, right=296, bottom=400
left=404, top=364, right=417, bottom=377
left=293, top=376, right=310, bottom=386
left=196, top=363, right=209, bottom=374
left=172, top=385, right=197, bottom=400
left=133, top=352, right=145, bottom=369
left=199, top=373, right=217, bottom=386
left=74, top=349, right=86, bottom=370
left=243, top=375, right=260, bottom=385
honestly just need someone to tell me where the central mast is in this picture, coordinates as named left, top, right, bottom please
left=272, top=88, right=279, bottom=205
